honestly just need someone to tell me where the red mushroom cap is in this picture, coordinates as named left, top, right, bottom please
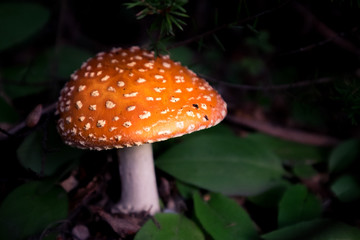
left=57, top=46, right=227, bottom=150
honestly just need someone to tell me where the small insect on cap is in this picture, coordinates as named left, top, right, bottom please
left=57, top=46, right=227, bottom=150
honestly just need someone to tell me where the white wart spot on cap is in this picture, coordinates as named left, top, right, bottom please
left=144, top=62, right=154, bottom=68
left=139, top=111, right=151, bottom=119
left=170, top=97, right=180, bottom=102
left=91, top=90, right=99, bottom=97
left=176, top=121, right=184, bottom=129
left=154, top=87, right=166, bottom=93
left=175, top=76, right=185, bottom=83
left=117, top=81, right=125, bottom=87
left=186, top=111, right=195, bottom=117
left=84, top=123, right=91, bottom=130
left=123, top=121, right=132, bottom=128
left=106, top=100, right=116, bottom=109
left=109, top=127, right=117, bottom=132
left=107, top=86, right=116, bottom=92
left=124, top=92, right=138, bottom=97
left=97, top=120, right=106, bottom=128
left=158, top=130, right=171, bottom=135
left=78, top=85, right=86, bottom=92
left=162, top=62, right=171, bottom=68
left=204, top=96, right=211, bottom=101
left=75, top=101, right=83, bottom=109
left=137, top=78, right=146, bottom=83
left=89, top=105, right=97, bottom=111
left=127, top=62, right=136, bottom=67
left=101, top=75, right=110, bottom=81
left=127, top=106, right=136, bottom=111
left=65, top=116, right=72, bottom=123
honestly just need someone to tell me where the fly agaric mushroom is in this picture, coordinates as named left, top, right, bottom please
left=56, top=46, right=227, bottom=215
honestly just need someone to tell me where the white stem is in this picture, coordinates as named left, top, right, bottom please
left=113, top=144, right=160, bottom=215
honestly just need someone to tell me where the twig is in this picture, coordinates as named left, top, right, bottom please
left=0, top=102, right=57, bottom=140
left=227, top=113, right=339, bottom=146
left=167, top=0, right=292, bottom=50
left=293, top=1, right=360, bottom=56
left=202, top=74, right=333, bottom=91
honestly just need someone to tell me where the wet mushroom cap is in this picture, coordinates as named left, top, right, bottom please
left=57, top=46, right=227, bottom=150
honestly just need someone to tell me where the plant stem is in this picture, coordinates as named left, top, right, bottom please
left=113, top=144, right=160, bottom=215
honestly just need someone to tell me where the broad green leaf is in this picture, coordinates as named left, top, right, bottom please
left=248, top=180, right=290, bottom=208
left=331, top=174, right=360, bottom=202
left=180, top=124, right=235, bottom=141
left=193, top=192, right=258, bottom=240
left=0, top=3, right=50, bottom=51
left=50, top=45, right=93, bottom=79
left=328, top=139, right=360, bottom=173
left=247, top=133, right=324, bottom=165
left=262, top=219, right=360, bottom=240
left=2, top=66, right=47, bottom=98
left=169, top=46, right=194, bottom=66
left=176, top=181, right=198, bottom=199
left=292, top=164, right=318, bottom=179
left=3, top=45, right=92, bottom=98
left=156, top=134, right=285, bottom=196
left=17, top=123, right=82, bottom=176
left=278, top=185, right=322, bottom=228
left=134, top=213, right=204, bottom=240
left=0, top=181, right=68, bottom=240
left=154, top=124, right=235, bottom=155
left=240, top=57, right=265, bottom=76
left=0, top=97, right=18, bottom=123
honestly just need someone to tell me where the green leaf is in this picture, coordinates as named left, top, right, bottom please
left=248, top=180, right=290, bottom=208
left=134, top=213, right=204, bottom=240
left=0, top=97, right=19, bottom=123
left=176, top=181, right=198, bottom=200
left=0, top=2, right=50, bottom=51
left=168, top=46, right=194, bottom=66
left=2, top=65, right=47, bottom=98
left=328, top=139, right=360, bottom=174
left=247, top=133, right=324, bottom=165
left=292, top=165, right=318, bottom=179
left=193, top=192, right=258, bottom=240
left=156, top=134, right=285, bottom=196
left=330, top=174, right=360, bottom=202
left=17, top=123, right=82, bottom=176
left=52, top=45, right=94, bottom=79
left=3, top=45, right=92, bottom=98
left=0, top=181, right=68, bottom=240
left=262, top=219, right=360, bottom=240
left=278, top=185, right=322, bottom=228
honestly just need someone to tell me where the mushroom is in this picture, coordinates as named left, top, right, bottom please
left=56, top=46, right=227, bottom=215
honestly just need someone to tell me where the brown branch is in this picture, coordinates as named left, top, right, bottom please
left=227, top=113, right=339, bottom=146
left=293, top=1, right=360, bottom=56
left=202, top=74, right=333, bottom=91
left=167, top=0, right=292, bottom=50
left=0, top=102, right=57, bottom=140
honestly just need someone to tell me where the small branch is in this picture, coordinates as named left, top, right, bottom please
left=202, top=74, right=333, bottom=91
left=293, top=1, right=360, bottom=56
left=227, top=113, right=339, bottom=146
left=167, top=0, right=291, bottom=50
left=0, top=102, right=57, bottom=141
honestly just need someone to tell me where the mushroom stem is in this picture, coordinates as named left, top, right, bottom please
left=114, top=144, right=160, bottom=215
